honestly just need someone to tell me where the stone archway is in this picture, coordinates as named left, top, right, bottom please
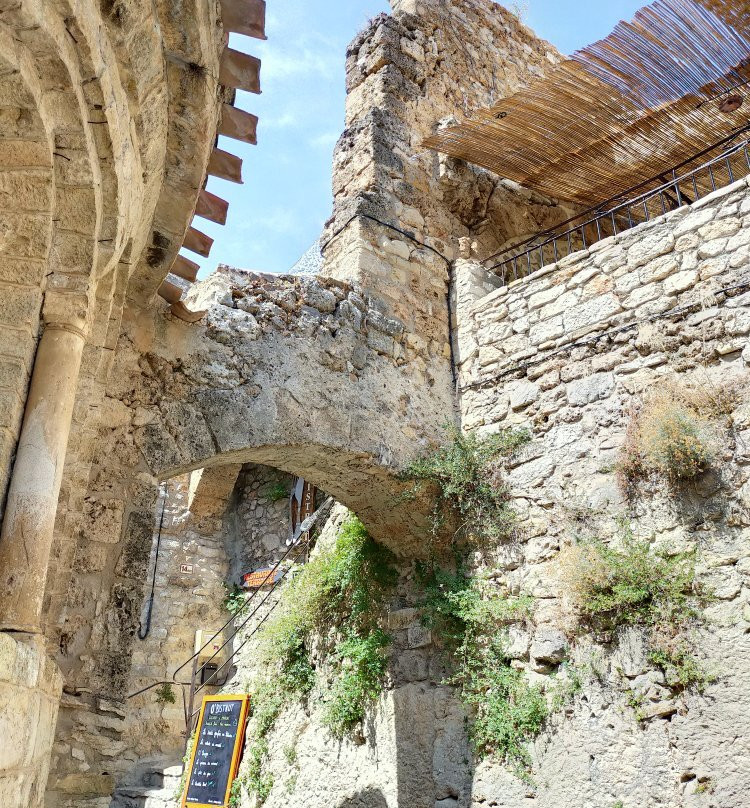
left=46, top=266, right=454, bottom=806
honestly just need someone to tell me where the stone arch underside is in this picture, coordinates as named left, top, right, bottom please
left=122, top=269, right=455, bottom=554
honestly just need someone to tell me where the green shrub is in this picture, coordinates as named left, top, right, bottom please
left=417, top=564, right=543, bottom=773
left=323, top=629, right=391, bottom=737
left=267, top=481, right=289, bottom=503
left=559, top=536, right=703, bottom=632
left=648, top=645, right=713, bottom=693
left=619, top=386, right=718, bottom=490
left=242, top=683, right=284, bottom=804
left=256, top=514, right=397, bottom=743
left=154, top=682, right=176, bottom=705
left=401, top=424, right=531, bottom=546
left=223, top=583, right=247, bottom=615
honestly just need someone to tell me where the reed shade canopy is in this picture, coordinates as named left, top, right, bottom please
left=423, top=0, right=750, bottom=206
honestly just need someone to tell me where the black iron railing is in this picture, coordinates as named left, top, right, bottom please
left=487, top=133, right=750, bottom=285
left=127, top=497, right=334, bottom=740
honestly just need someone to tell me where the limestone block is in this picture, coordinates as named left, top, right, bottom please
left=504, top=626, right=530, bottom=659
left=566, top=372, right=615, bottom=406
left=697, top=237, right=728, bottom=259
left=626, top=229, right=675, bottom=268
left=530, top=629, right=567, bottom=664
left=563, top=293, right=621, bottom=332
left=506, top=380, right=539, bottom=410
left=672, top=206, right=715, bottom=237
left=663, top=269, right=698, bottom=295
left=303, top=284, right=337, bottom=313
left=639, top=254, right=679, bottom=284
left=623, top=281, right=661, bottom=309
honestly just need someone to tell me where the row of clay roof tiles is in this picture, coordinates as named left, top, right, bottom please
left=158, top=0, right=266, bottom=321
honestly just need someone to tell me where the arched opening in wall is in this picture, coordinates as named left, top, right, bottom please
left=111, top=462, right=334, bottom=805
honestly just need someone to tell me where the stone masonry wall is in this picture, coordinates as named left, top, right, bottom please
left=0, top=634, right=62, bottom=806
left=111, top=462, right=297, bottom=804
left=449, top=177, right=750, bottom=807
left=322, top=0, right=569, bottom=408
left=217, top=162, right=750, bottom=808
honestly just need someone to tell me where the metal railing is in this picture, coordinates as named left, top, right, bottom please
left=487, top=132, right=750, bottom=286
left=127, top=497, right=334, bottom=738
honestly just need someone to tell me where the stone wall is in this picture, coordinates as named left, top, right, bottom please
left=322, top=0, right=570, bottom=409
left=218, top=150, right=750, bottom=808
left=449, top=178, right=750, bottom=807
left=110, top=462, right=298, bottom=804
left=0, top=634, right=62, bottom=805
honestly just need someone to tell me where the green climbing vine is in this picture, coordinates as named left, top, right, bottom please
left=241, top=514, right=397, bottom=803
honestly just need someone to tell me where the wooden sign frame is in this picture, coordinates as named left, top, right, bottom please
left=181, top=693, right=251, bottom=808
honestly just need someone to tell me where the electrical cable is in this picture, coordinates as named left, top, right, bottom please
left=137, top=481, right=168, bottom=641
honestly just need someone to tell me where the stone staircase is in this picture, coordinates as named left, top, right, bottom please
left=110, top=762, right=183, bottom=808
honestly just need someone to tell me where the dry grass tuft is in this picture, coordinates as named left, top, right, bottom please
left=616, top=376, right=742, bottom=492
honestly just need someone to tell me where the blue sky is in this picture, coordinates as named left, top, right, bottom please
left=191, top=0, right=645, bottom=278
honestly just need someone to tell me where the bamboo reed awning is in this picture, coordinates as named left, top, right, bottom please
left=423, top=0, right=750, bottom=206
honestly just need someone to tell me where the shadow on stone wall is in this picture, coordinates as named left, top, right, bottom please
left=337, top=788, right=388, bottom=808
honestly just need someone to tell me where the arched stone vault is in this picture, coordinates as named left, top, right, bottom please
left=123, top=267, right=455, bottom=554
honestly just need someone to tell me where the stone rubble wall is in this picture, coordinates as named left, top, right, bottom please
left=322, top=0, right=568, bottom=400
left=46, top=261, right=452, bottom=807
left=448, top=179, right=750, bottom=807
left=222, top=155, right=750, bottom=808
left=110, top=463, right=297, bottom=805
left=457, top=177, right=750, bottom=400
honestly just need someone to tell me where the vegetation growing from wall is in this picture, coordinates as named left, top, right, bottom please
left=223, top=583, right=247, bottom=615
left=239, top=515, right=398, bottom=803
left=560, top=526, right=712, bottom=700
left=618, top=381, right=735, bottom=492
left=560, top=535, right=702, bottom=632
left=417, top=563, right=544, bottom=774
left=266, top=481, right=289, bottom=502
left=401, top=424, right=530, bottom=547
left=154, top=682, right=176, bottom=705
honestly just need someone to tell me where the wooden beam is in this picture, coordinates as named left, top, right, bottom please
left=195, top=190, right=229, bottom=225
left=158, top=280, right=182, bottom=304
left=208, top=148, right=243, bottom=183
left=220, top=0, right=266, bottom=40
left=221, top=0, right=267, bottom=39
left=172, top=254, right=200, bottom=283
left=219, top=104, right=258, bottom=145
left=219, top=48, right=261, bottom=94
left=183, top=227, right=214, bottom=258
left=171, top=301, right=208, bottom=323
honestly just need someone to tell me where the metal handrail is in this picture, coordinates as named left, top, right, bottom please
left=489, top=134, right=750, bottom=285
left=126, top=497, right=334, bottom=710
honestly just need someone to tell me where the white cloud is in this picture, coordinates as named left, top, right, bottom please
left=253, top=207, right=303, bottom=236
left=309, top=131, right=339, bottom=150
left=263, top=110, right=300, bottom=130
left=261, top=34, right=341, bottom=83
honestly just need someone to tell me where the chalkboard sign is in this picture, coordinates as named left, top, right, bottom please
left=182, top=694, right=250, bottom=808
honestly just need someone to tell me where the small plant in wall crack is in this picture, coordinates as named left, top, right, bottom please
left=223, top=583, right=247, bottom=615
left=154, top=682, right=176, bottom=705
left=266, top=480, right=289, bottom=503
left=400, top=423, right=531, bottom=548
left=559, top=523, right=713, bottom=709
left=417, top=562, right=545, bottom=777
left=617, top=378, right=741, bottom=495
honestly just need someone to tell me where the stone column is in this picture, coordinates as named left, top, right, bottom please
left=0, top=323, right=86, bottom=633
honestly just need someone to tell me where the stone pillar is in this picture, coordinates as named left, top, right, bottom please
left=0, top=323, right=86, bottom=633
